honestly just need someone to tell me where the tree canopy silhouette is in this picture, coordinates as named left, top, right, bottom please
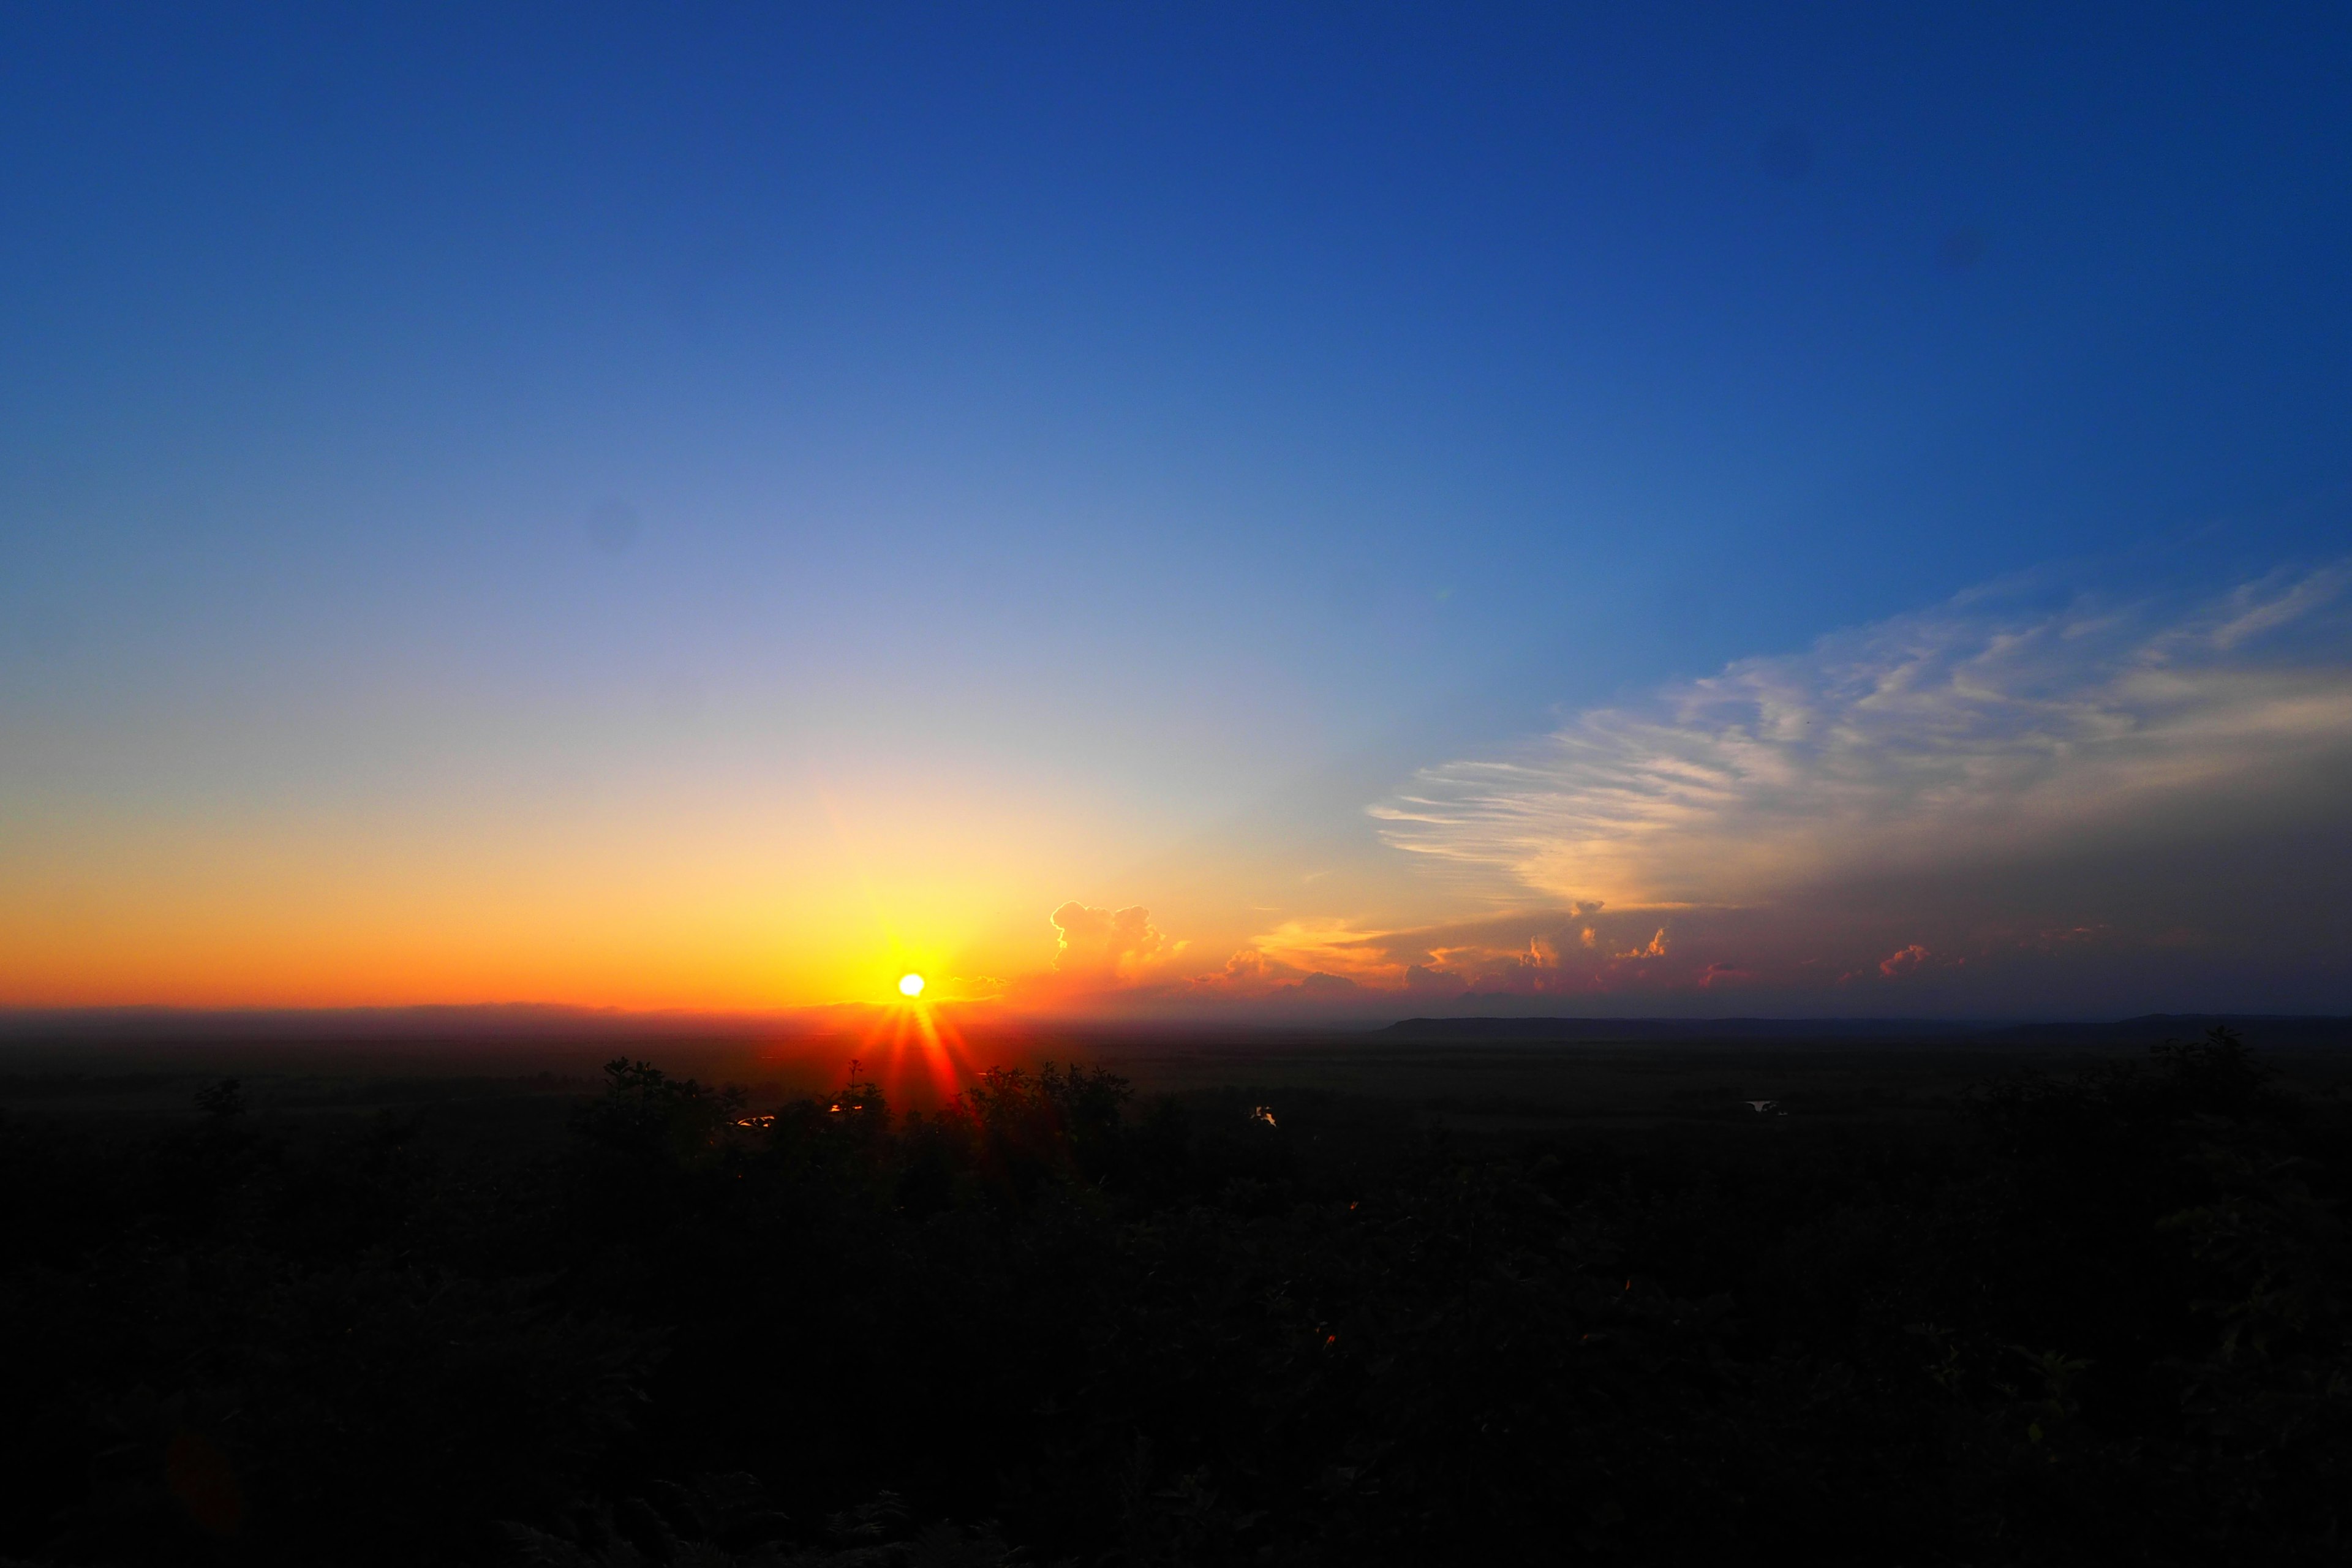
left=0, top=1027, right=2345, bottom=1565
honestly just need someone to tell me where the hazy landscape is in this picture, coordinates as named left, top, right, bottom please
left=4, top=1014, right=2348, bottom=1562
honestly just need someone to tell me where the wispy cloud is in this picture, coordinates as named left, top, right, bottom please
left=1372, top=566, right=2352, bottom=911
left=1000, top=568, right=2352, bottom=1018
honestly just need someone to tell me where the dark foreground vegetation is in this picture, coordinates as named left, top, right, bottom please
left=4, top=1030, right=2349, bottom=1565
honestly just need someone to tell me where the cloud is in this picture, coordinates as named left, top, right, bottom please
left=1372, top=565, right=2352, bottom=911
left=989, top=901, right=1191, bottom=1011
left=1878, top=944, right=1929, bottom=979
left=1617, top=929, right=1667, bottom=960
left=1189, top=907, right=1711, bottom=1005
left=1342, top=565, right=2352, bottom=1012
left=997, top=567, right=2352, bottom=1020
left=1050, top=902, right=1172, bottom=980
left=1295, top=971, right=1360, bottom=997
left=1243, top=919, right=1415, bottom=982
left=1183, top=940, right=1384, bottom=1004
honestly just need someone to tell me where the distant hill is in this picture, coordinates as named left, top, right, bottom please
left=1978, top=1014, right=2352, bottom=1047
left=1378, top=1014, right=2352, bottom=1045
left=1377, top=1016, right=1985, bottom=1042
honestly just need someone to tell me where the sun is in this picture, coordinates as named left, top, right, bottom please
left=898, top=972, right=925, bottom=998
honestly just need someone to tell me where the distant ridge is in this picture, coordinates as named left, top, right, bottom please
left=1978, top=1014, right=2352, bottom=1047
left=1378, top=1017, right=1984, bottom=1041
left=1380, top=1014, right=2352, bottom=1045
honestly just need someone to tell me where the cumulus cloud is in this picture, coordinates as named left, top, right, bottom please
left=1049, top=901, right=1174, bottom=981
left=1878, top=944, right=1930, bottom=979
left=1617, top=929, right=1667, bottom=960
left=988, top=901, right=1193, bottom=1011
left=1193, top=906, right=1707, bottom=1005
left=1373, top=566, right=2352, bottom=910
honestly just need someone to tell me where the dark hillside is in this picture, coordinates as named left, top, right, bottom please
left=1, top=1029, right=2347, bottom=1565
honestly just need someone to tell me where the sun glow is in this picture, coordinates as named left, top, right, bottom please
left=837, top=974, right=978, bottom=1109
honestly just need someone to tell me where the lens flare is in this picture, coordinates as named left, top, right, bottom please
left=848, top=974, right=974, bottom=1107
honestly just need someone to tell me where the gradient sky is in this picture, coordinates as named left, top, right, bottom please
left=4, top=4, right=2350, bottom=1017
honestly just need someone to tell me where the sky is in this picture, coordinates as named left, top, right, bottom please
left=3, top=2, right=2350, bottom=1020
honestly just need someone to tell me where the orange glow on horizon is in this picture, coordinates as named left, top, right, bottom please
left=850, top=988, right=974, bottom=1105
left=0, top=755, right=1121, bottom=1009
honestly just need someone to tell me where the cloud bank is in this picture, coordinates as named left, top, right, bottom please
left=993, top=569, right=2352, bottom=1019
left=1335, top=565, right=2352, bottom=1011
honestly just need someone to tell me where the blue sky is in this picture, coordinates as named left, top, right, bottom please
left=4, top=4, right=2348, bottom=1013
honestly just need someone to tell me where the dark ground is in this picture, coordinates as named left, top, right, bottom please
left=12, top=1011, right=2346, bottom=1130
left=2, top=1017, right=2348, bottom=1565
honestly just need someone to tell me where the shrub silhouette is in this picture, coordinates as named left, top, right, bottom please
left=0, top=1027, right=2345, bottom=1565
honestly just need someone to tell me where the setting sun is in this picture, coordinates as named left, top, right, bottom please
left=899, top=973, right=925, bottom=998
